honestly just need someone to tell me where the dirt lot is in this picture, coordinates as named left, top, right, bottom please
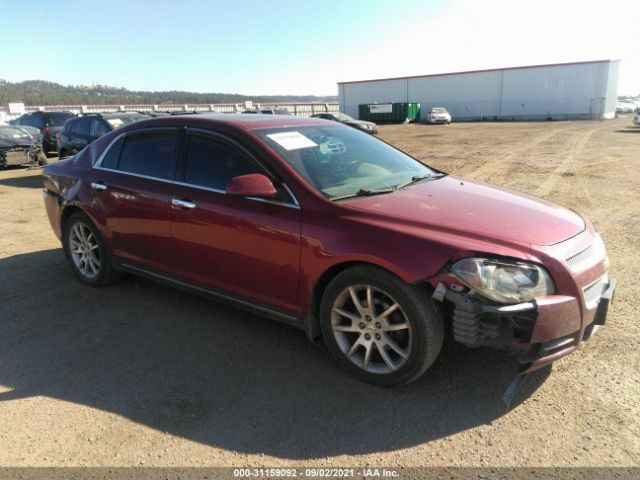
left=0, top=117, right=638, bottom=468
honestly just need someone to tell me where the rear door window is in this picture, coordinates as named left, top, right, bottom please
left=62, top=119, right=75, bottom=134
left=99, top=137, right=124, bottom=170
left=118, top=130, right=180, bottom=179
left=73, top=117, right=91, bottom=136
left=90, top=118, right=111, bottom=138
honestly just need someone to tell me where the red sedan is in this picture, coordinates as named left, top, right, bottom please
left=42, top=114, right=616, bottom=386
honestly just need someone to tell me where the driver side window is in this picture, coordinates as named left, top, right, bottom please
left=182, top=134, right=262, bottom=191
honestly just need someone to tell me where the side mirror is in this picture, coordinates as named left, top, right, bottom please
left=226, top=173, right=277, bottom=198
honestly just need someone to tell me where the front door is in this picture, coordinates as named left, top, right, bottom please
left=169, top=130, right=301, bottom=316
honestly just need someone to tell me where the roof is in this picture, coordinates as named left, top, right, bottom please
left=338, top=59, right=614, bottom=85
left=126, top=113, right=330, bottom=131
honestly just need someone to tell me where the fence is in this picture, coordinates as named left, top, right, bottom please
left=0, top=102, right=339, bottom=123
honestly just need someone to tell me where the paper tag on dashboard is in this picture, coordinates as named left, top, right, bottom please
left=266, top=131, right=317, bottom=151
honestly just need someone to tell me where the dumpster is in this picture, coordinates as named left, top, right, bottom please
left=358, top=102, right=421, bottom=123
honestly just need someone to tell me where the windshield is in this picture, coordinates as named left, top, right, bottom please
left=255, top=125, right=436, bottom=199
left=0, top=126, right=32, bottom=140
left=431, top=108, right=447, bottom=113
left=336, top=113, right=355, bottom=122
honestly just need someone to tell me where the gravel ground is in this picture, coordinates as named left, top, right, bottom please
left=0, top=117, right=638, bottom=468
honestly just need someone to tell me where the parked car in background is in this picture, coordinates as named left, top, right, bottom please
left=15, top=125, right=43, bottom=144
left=10, top=111, right=76, bottom=155
left=616, top=101, right=637, bottom=114
left=243, top=108, right=292, bottom=115
left=425, top=107, right=452, bottom=124
left=0, top=125, right=47, bottom=168
left=311, top=112, right=378, bottom=134
left=138, top=111, right=170, bottom=117
left=634, top=108, right=640, bottom=126
left=57, top=112, right=149, bottom=157
left=42, top=114, right=615, bottom=387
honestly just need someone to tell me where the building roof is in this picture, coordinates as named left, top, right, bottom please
left=338, top=59, right=614, bottom=85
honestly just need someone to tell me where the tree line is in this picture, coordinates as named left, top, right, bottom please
left=0, top=80, right=337, bottom=105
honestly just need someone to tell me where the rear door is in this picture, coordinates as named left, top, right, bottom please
left=85, top=128, right=182, bottom=273
left=168, top=129, right=302, bottom=315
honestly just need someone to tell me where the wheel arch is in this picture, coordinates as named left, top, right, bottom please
left=60, top=204, right=85, bottom=232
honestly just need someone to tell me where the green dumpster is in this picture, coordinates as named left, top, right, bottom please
left=358, top=102, right=421, bottom=123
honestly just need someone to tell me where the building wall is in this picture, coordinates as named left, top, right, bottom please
left=603, top=60, right=621, bottom=119
left=339, top=61, right=619, bottom=121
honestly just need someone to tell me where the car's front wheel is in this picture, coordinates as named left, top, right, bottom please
left=62, top=211, right=121, bottom=286
left=320, top=265, right=444, bottom=387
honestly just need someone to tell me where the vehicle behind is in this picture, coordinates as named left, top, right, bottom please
left=58, top=112, right=150, bottom=157
left=0, top=125, right=46, bottom=168
left=10, top=111, right=76, bottom=155
left=311, top=112, right=378, bottom=134
left=425, top=107, right=452, bottom=124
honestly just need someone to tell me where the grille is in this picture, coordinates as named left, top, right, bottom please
left=566, top=234, right=606, bottom=272
left=582, top=275, right=606, bottom=309
left=566, top=245, right=595, bottom=271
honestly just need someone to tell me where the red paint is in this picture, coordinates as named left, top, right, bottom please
left=226, top=173, right=277, bottom=197
left=42, top=114, right=610, bottom=370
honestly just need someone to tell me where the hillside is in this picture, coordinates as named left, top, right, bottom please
left=0, top=80, right=337, bottom=105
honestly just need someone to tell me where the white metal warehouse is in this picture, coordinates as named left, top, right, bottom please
left=338, top=60, right=620, bottom=121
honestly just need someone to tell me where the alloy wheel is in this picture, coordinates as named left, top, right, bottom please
left=68, top=221, right=101, bottom=279
left=331, top=284, right=412, bottom=374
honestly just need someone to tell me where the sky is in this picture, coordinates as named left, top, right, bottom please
left=0, top=0, right=638, bottom=96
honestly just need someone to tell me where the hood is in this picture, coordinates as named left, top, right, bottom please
left=343, top=175, right=585, bottom=246
left=0, top=137, right=36, bottom=149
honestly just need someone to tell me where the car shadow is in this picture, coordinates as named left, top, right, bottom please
left=614, top=128, right=640, bottom=134
left=0, top=169, right=43, bottom=189
left=0, top=249, right=551, bottom=459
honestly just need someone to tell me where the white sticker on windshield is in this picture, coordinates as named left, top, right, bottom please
left=267, top=131, right=317, bottom=151
left=107, top=119, right=123, bottom=128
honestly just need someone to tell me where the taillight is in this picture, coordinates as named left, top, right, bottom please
left=44, top=126, right=50, bottom=135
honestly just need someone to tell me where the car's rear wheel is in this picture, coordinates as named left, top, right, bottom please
left=319, top=265, right=444, bottom=387
left=62, top=211, right=121, bottom=286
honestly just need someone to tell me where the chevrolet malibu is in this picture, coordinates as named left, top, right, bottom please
left=42, top=115, right=616, bottom=386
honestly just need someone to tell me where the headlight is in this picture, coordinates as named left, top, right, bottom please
left=451, top=258, right=555, bottom=304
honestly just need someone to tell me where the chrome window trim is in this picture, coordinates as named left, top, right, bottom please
left=92, top=126, right=301, bottom=210
left=93, top=165, right=300, bottom=210
left=185, top=127, right=300, bottom=204
left=94, top=131, right=126, bottom=167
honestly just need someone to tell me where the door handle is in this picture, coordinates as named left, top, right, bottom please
left=171, top=198, right=196, bottom=209
left=90, top=182, right=107, bottom=191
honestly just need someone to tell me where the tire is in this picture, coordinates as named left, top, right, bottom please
left=319, top=265, right=444, bottom=387
left=62, top=211, right=122, bottom=286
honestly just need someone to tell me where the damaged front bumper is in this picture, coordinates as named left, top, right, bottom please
left=435, top=277, right=617, bottom=373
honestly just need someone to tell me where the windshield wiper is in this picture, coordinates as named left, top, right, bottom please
left=395, top=173, right=445, bottom=190
left=331, top=187, right=395, bottom=201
